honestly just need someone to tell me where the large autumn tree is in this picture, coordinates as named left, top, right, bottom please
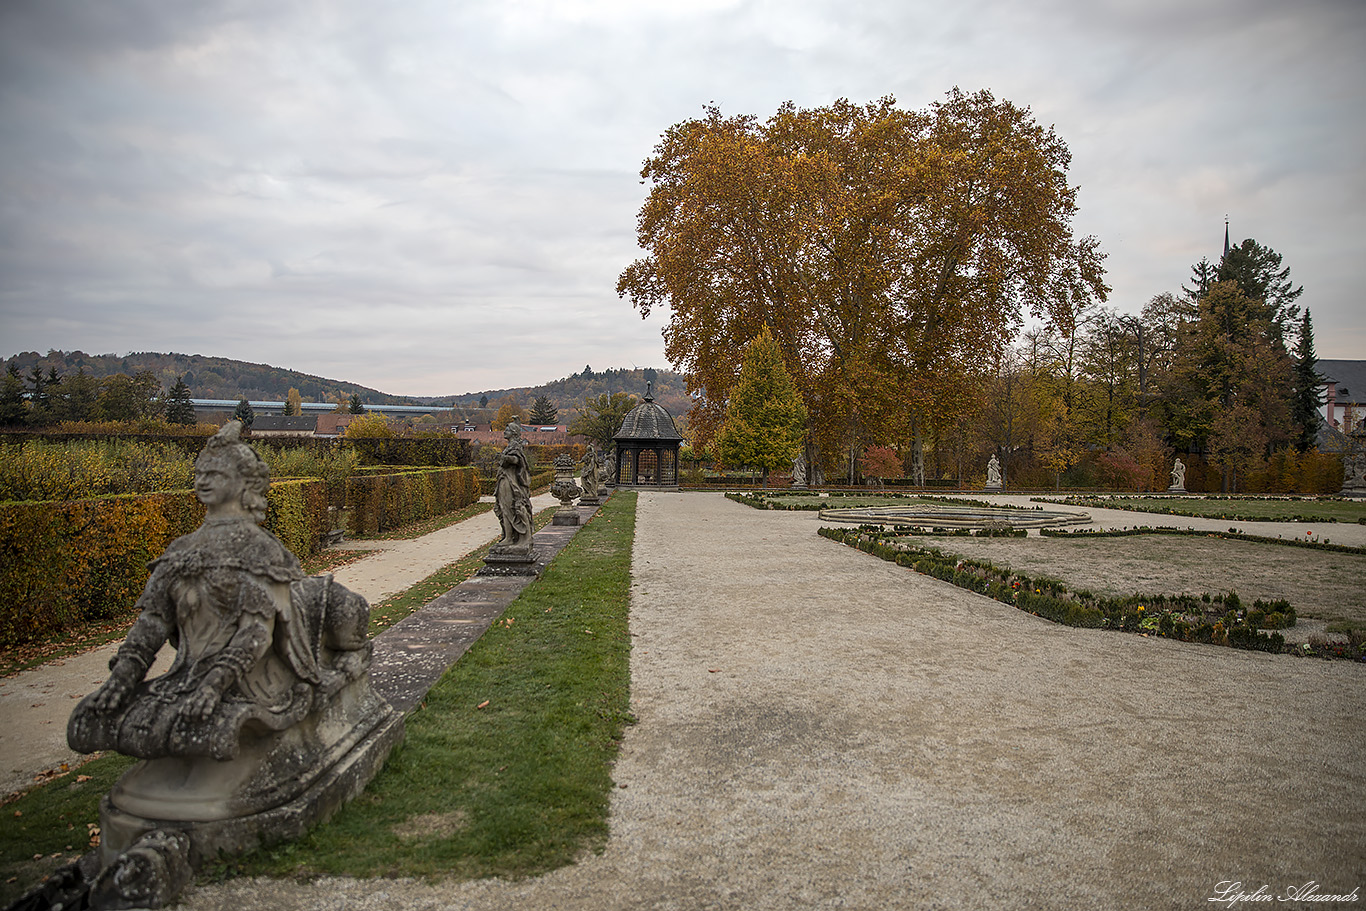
left=618, top=89, right=1107, bottom=475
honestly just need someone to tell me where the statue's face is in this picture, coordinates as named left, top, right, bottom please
left=194, top=462, right=244, bottom=508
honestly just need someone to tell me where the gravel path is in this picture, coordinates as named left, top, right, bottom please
left=178, top=492, right=1366, bottom=911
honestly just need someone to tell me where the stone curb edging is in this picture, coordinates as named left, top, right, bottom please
left=368, top=499, right=606, bottom=715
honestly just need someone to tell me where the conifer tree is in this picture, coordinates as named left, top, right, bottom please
left=1291, top=310, right=1323, bottom=451
left=234, top=397, right=255, bottom=429
left=165, top=376, right=197, bottom=425
left=0, top=364, right=27, bottom=426
left=717, top=326, right=808, bottom=486
left=348, top=393, right=365, bottom=414
left=529, top=395, right=558, bottom=424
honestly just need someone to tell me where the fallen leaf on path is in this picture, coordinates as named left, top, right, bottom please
left=476, top=700, right=490, bottom=709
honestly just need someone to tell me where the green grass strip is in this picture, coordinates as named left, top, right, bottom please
left=213, top=490, right=637, bottom=882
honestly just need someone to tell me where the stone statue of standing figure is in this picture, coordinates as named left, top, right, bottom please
left=493, top=420, right=534, bottom=553
left=985, top=454, right=1002, bottom=489
left=579, top=441, right=601, bottom=503
left=1169, top=457, right=1187, bottom=492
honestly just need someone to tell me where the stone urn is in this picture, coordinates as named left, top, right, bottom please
left=551, top=453, right=582, bottom=526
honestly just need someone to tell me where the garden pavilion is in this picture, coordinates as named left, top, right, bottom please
left=612, top=385, right=684, bottom=490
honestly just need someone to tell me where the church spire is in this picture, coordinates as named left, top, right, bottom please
left=1223, top=216, right=1230, bottom=259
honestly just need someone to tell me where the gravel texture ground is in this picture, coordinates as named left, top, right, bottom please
left=174, top=492, right=1366, bottom=911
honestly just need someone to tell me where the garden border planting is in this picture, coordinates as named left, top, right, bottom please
left=818, top=525, right=1364, bottom=661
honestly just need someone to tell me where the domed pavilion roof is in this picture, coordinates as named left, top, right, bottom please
left=614, top=386, right=683, bottom=443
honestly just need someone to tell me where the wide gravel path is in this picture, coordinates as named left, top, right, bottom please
left=180, top=491, right=1366, bottom=911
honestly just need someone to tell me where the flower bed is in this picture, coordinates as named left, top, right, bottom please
left=817, top=526, right=1363, bottom=661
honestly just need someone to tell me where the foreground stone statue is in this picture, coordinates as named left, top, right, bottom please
left=985, top=454, right=1002, bottom=490
left=579, top=442, right=601, bottom=505
left=792, top=452, right=808, bottom=488
left=1169, top=457, right=1187, bottom=492
left=60, top=422, right=400, bottom=909
left=484, top=420, right=537, bottom=572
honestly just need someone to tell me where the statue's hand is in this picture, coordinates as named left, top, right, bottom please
left=90, top=675, right=134, bottom=713
left=185, top=686, right=221, bottom=722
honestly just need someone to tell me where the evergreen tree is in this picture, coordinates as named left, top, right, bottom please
left=234, top=397, right=255, bottom=429
left=26, top=366, right=53, bottom=426
left=0, top=364, right=27, bottom=426
left=479, top=395, right=489, bottom=409
left=1182, top=256, right=1217, bottom=302
left=348, top=393, right=366, bottom=414
left=529, top=395, right=558, bottom=424
left=1217, top=238, right=1303, bottom=338
left=165, top=376, right=197, bottom=425
left=1160, top=280, right=1294, bottom=482
left=1290, top=310, right=1323, bottom=451
left=55, top=368, right=99, bottom=423
left=717, top=326, right=808, bottom=485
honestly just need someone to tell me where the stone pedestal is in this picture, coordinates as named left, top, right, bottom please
left=479, top=543, right=538, bottom=576
left=1167, top=484, right=1187, bottom=494
left=99, top=686, right=401, bottom=869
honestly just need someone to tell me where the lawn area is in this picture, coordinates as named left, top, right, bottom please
left=219, top=490, right=636, bottom=881
left=0, top=493, right=635, bottom=903
left=1038, top=495, right=1366, bottom=523
left=894, top=530, right=1366, bottom=630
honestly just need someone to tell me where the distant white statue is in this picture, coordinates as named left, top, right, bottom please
left=985, top=454, right=1002, bottom=489
left=1169, top=457, right=1186, bottom=492
left=792, top=452, right=807, bottom=488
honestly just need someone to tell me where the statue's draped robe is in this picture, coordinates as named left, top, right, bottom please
left=69, top=517, right=326, bottom=761
left=493, top=440, right=533, bottom=547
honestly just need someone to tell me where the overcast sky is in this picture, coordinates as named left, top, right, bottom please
left=1, top=0, right=1362, bottom=397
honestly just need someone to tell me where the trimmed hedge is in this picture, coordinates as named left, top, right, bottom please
left=1039, top=524, right=1366, bottom=556
left=478, top=469, right=555, bottom=498
left=815, top=526, right=1336, bottom=658
left=0, top=479, right=333, bottom=649
left=0, top=491, right=203, bottom=647
left=346, top=466, right=480, bottom=537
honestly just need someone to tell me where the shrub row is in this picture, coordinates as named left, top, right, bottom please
left=1038, top=525, right=1366, bottom=556
left=725, top=491, right=1038, bottom=512
left=1034, top=494, right=1353, bottom=524
left=347, top=436, right=472, bottom=467
left=478, top=469, right=555, bottom=498
left=814, top=526, right=1348, bottom=659
left=0, top=479, right=330, bottom=649
left=347, top=466, right=480, bottom=537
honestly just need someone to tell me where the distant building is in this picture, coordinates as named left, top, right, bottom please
left=1319, top=359, right=1366, bottom=434
left=249, top=415, right=317, bottom=438
left=315, top=414, right=358, bottom=439
left=450, top=423, right=582, bottom=447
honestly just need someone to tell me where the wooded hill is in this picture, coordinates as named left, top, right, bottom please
left=3, top=350, right=692, bottom=423
left=4, top=350, right=407, bottom=406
